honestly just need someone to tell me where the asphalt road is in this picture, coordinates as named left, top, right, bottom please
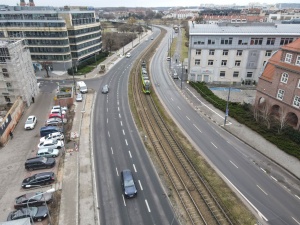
left=92, top=28, right=179, bottom=225
left=150, top=27, right=300, bottom=225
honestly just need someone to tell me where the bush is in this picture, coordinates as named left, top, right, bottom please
left=190, top=81, right=300, bottom=160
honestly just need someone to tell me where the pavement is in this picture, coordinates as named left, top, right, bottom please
left=56, top=27, right=299, bottom=225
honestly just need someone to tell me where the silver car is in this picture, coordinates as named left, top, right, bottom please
left=76, top=93, right=83, bottom=102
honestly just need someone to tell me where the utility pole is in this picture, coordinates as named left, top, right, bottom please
left=181, top=60, right=183, bottom=89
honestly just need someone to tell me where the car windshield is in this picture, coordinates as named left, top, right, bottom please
left=41, top=157, right=47, bottom=163
left=124, top=179, right=134, bottom=187
left=26, top=120, right=33, bottom=124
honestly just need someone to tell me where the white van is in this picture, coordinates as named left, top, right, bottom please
left=77, top=81, right=87, bottom=93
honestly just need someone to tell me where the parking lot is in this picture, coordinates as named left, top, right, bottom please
left=0, top=91, right=63, bottom=224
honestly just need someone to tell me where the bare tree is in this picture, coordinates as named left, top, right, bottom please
left=40, top=61, right=52, bottom=78
left=103, top=32, right=116, bottom=53
left=253, top=104, right=260, bottom=122
left=261, top=102, right=272, bottom=129
left=278, top=108, right=288, bottom=133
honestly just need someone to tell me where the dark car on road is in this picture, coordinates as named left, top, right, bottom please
left=25, top=157, right=55, bottom=171
left=7, top=206, right=48, bottom=222
left=22, top=172, right=55, bottom=189
left=14, top=191, right=53, bottom=209
left=121, top=169, right=137, bottom=198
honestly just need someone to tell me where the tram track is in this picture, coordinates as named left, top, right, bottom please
left=131, top=27, right=235, bottom=225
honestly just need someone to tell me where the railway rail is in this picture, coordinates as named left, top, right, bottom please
left=131, top=27, right=235, bottom=225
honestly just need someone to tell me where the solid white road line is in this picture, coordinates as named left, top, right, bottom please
left=260, top=168, right=267, bottom=173
left=107, top=118, right=108, bottom=124
left=111, top=147, right=113, bottom=155
left=193, top=124, right=202, bottom=133
left=271, top=176, right=278, bottom=182
left=122, top=195, right=126, bottom=206
left=128, top=151, right=132, bottom=158
left=133, top=164, right=137, bottom=172
left=125, top=139, right=128, bottom=145
left=122, top=129, right=125, bottom=135
left=211, top=142, right=217, bottom=148
left=138, top=180, right=143, bottom=190
left=116, top=167, right=119, bottom=176
left=295, top=195, right=300, bottom=200
left=292, top=217, right=300, bottom=225
left=145, top=200, right=151, bottom=212
left=119, top=113, right=121, bottom=118
left=118, top=107, right=120, bottom=111
left=120, top=121, right=123, bottom=126
left=108, top=131, right=110, bottom=138
left=186, top=116, right=190, bottom=120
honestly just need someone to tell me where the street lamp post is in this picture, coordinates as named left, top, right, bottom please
left=224, top=86, right=231, bottom=126
left=26, top=188, right=55, bottom=224
left=181, top=60, right=183, bottom=90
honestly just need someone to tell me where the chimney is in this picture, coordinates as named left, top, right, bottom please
left=20, top=0, right=26, bottom=6
left=29, top=0, right=35, bottom=6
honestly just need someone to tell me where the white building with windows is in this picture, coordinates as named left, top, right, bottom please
left=187, top=21, right=300, bottom=85
left=0, top=39, right=38, bottom=105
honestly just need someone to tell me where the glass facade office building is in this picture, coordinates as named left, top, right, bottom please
left=0, top=6, right=102, bottom=71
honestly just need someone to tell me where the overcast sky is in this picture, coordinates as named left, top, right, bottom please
left=4, top=0, right=297, bottom=7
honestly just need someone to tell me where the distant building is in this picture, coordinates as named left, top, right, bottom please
left=0, top=6, right=102, bottom=71
left=188, top=21, right=300, bottom=84
left=0, top=39, right=38, bottom=106
left=255, top=38, right=300, bottom=129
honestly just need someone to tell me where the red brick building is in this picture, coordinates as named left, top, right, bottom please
left=255, top=38, right=300, bottom=129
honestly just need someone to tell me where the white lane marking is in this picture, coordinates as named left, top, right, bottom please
left=129, top=151, right=132, bottom=158
left=133, top=164, right=137, bottom=172
left=257, top=185, right=268, bottom=195
left=292, top=217, right=300, bottom=225
left=118, top=107, right=120, bottom=111
left=119, top=113, right=121, bottom=118
left=145, top=200, right=151, bottom=212
left=295, top=195, right=300, bottom=200
left=186, top=88, right=232, bottom=125
left=271, top=176, right=278, bottom=182
left=120, top=121, right=123, bottom=126
left=222, top=174, right=268, bottom=222
left=177, top=106, right=181, bottom=110
left=111, top=147, right=114, bottom=155
left=193, top=124, right=202, bottom=133
left=107, top=108, right=108, bottom=112
left=117, top=101, right=119, bottom=105
left=260, top=168, right=267, bottom=173
left=211, top=142, right=217, bottom=148
left=108, top=131, right=110, bottom=137
left=230, top=160, right=238, bottom=168
left=138, top=180, right=143, bottom=190
left=107, top=118, right=108, bottom=124
left=186, top=116, right=190, bottom=121
left=125, top=139, right=128, bottom=145
left=170, top=97, right=174, bottom=101
left=122, top=195, right=126, bottom=206
left=116, top=167, right=119, bottom=176
left=123, top=129, right=125, bottom=135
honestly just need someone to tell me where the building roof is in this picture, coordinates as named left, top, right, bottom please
left=189, top=22, right=300, bottom=36
left=281, top=38, right=300, bottom=52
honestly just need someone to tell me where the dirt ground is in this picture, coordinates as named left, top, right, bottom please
left=210, top=87, right=257, bottom=104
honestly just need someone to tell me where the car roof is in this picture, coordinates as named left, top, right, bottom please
left=43, top=139, right=56, bottom=144
left=27, top=115, right=35, bottom=120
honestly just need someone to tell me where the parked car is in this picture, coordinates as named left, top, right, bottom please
left=40, top=132, right=64, bottom=143
left=173, top=70, right=178, bottom=79
left=24, top=115, right=37, bottom=130
left=49, top=113, right=64, bottom=119
left=25, top=157, right=55, bottom=171
left=45, top=117, right=63, bottom=126
left=151, top=37, right=154, bottom=40
left=7, top=206, right=49, bottom=222
left=76, top=93, right=83, bottom=102
left=125, top=52, right=131, bottom=58
left=22, top=172, right=55, bottom=189
left=50, top=108, right=66, bottom=115
left=14, top=191, right=53, bottom=209
left=166, top=56, right=171, bottom=61
left=37, top=148, right=59, bottom=158
left=52, top=105, right=67, bottom=111
left=102, top=84, right=109, bottom=94
left=121, top=169, right=137, bottom=198
left=38, top=139, right=64, bottom=149
left=40, top=126, right=63, bottom=137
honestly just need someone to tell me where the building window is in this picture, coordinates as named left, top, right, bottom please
left=4, top=96, right=11, bottom=103
left=247, top=72, right=253, bottom=78
left=280, top=38, right=293, bottom=45
left=223, top=50, right=229, bottom=55
left=208, top=60, right=214, bottom=65
left=209, top=49, right=215, bottom=55
left=235, top=60, right=241, bottom=66
left=277, top=89, right=285, bottom=100
left=296, top=55, right=300, bottom=66
left=280, top=72, right=289, bottom=83
left=293, top=96, right=300, bottom=108
left=238, top=39, right=248, bottom=45
left=221, top=60, right=227, bottom=66
left=208, top=39, right=215, bottom=45
left=196, top=49, right=201, bottom=55
left=233, top=71, right=239, bottom=77
left=220, top=37, right=233, bottom=45
left=250, top=38, right=263, bottom=45
left=265, top=50, right=272, bottom=56
left=194, top=40, right=205, bottom=45
left=285, top=53, right=292, bottom=63
left=220, top=71, right=225, bottom=77
left=266, top=38, right=275, bottom=45
left=6, top=82, right=12, bottom=88
left=236, top=50, right=243, bottom=56
left=263, top=61, right=266, bottom=66
left=195, top=59, right=200, bottom=65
